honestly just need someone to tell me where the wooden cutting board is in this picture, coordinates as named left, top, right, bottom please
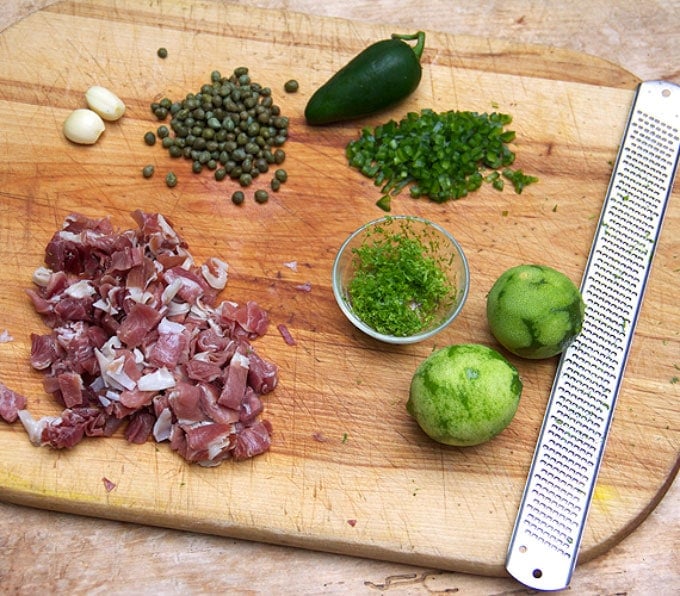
left=0, top=0, right=677, bottom=577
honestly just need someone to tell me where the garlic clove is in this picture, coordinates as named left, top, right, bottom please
left=63, top=108, right=106, bottom=145
left=85, top=85, right=126, bottom=121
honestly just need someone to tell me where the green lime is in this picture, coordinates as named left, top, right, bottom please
left=486, top=264, right=585, bottom=359
left=407, top=344, right=522, bottom=446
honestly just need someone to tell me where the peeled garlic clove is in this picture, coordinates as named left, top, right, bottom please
left=63, top=108, right=106, bottom=144
left=85, top=85, right=126, bottom=121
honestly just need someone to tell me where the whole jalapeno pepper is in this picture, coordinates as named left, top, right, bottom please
left=304, top=31, right=426, bottom=125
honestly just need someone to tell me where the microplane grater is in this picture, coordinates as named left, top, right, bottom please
left=505, top=80, right=680, bottom=591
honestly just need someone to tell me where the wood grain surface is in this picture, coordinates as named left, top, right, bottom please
left=1, top=1, right=678, bottom=594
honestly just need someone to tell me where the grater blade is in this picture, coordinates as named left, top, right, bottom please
left=505, top=80, right=680, bottom=591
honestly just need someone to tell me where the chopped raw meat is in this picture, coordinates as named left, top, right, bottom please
left=29, top=334, right=60, bottom=370
left=117, top=303, right=163, bottom=348
left=277, top=323, right=297, bottom=346
left=9, top=211, right=278, bottom=465
left=0, top=382, right=27, bottom=423
left=125, top=410, right=156, bottom=444
left=231, top=420, right=272, bottom=461
left=218, top=350, right=249, bottom=409
left=247, top=351, right=279, bottom=394
left=102, top=477, right=117, bottom=492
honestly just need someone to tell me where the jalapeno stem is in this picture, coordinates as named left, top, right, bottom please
left=391, top=31, right=426, bottom=61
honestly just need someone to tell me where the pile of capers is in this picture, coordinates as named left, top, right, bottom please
left=144, top=67, right=289, bottom=204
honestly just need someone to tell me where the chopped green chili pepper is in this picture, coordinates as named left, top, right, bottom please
left=345, top=108, right=538, bottom=208
left=502, top=168, right=539, bottom=194
left=376, top=195, right=391, bottom=211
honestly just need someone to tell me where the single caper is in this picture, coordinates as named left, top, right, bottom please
left=274, top=168, right=287, bottom=182
left=157, top=125, right=169, bottom=138
left=157, top=47, right=168, bottom=58
left=284, top=79, right=299, bottom=93
left=144, top=131, right=156, bottom=146
left=142, top=165, right=155, bottom=178
left=231, top=190, right=245, bottom=205
left=254, top=189, right=269, bottom=203
left=165, top=172, right=178, bottom=187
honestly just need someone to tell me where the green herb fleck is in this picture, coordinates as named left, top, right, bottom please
left=671, top=376, right=679, bottom=384
left=347, top=217, right=457, bottom=337
left=342, top=433, right=348, bottom=444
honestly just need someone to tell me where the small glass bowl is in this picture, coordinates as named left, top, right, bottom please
left=332, top=215, right=470, bottom=344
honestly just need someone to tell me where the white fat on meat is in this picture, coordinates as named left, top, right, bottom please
left=31, top=266, right=53, bottom=287
left=17, top=410, right=59, bottom=446
left=188, top=298, right=213, bottom=321
left=201, top=257, right=229, bottom=290
left=98, top=352, right=137, bottom=391
left=64, top=280, right=96, bottom=299
left=161, top=278, right=183, bottom=305
left=92, top=297, right=119, bottom=316
left=157, top=317, right=186, bottom=335
left=57, top=230, right=81, bottom=242
left=126, top=286, right=155, bottom=305
left=137, top=367, right=176, bottom=391
left=152, top=407, right=173, bottom=442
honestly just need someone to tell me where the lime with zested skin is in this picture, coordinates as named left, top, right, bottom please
left=486, top=264, right=585, bottom=359
left=407, top=344, right=522, bottom=446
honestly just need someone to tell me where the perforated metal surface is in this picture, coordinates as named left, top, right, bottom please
left=506, top=80, right=680, bottom=591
